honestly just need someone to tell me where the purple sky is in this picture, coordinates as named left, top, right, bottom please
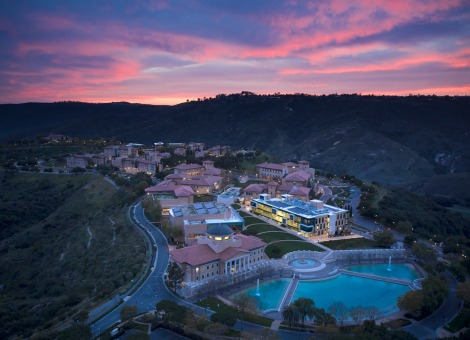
left=0, top=0, right=469, bottom=105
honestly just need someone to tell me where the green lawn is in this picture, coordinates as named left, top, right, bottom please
left=231, top=203, right=241, bottom=210
left=257, top=231, right=303, bottom=243
left=320, top=238, right=375, bottom=250
left=244, top=216, right=266, bottom=225
left=196, top=297, right=273, bottom=327
left=444, top=308, right=470, bottom=333
left=265, top=241, right=325, bottom=258
left=245, top=224, right=280, bottom=235
left=238, top=210, right=251, bottom=217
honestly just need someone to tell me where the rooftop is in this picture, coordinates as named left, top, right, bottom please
left=169, top=234, right=266, bottom=266
left=253, top=197, right=347, bottom=218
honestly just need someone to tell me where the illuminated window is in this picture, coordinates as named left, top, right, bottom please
left=215, top=237, right=222, bottom=241
left=224, top=236, right=230, bottom=240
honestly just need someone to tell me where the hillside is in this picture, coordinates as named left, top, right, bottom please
left=1, top=94, right=469, bottom=186
left=0, top=171, right=146, bottom=338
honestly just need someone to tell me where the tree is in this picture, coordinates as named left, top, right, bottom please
left=120, top=305, right=138, bottom=321
left=364, top=306, right=382, bottom=321
left=210, top=312, right=237, bottom=327
left=457, top=281, right=470, bottom=306
left=57, top=324, right=91, bottom=340
left=374, top=230, right=395, bottom=248
left=312, top=307, right=336, bottom=326
left=233, top=293, right=257, bottom=314
left=156, top=299, right=187, bottom=325
left=204, top=322, right=228, bottom=336
left=142, top=197, right=162, bottom=222
left=421, top=275, right=448, bottom=315
left=397, top=290, right=424, bottom=317
left=167, top=262, right=184, bottom=294
left=329, top=301, right=349, bottom=326
left=412, top=242, right=436, bottom=263
left=396, top=221, right=413, bottom=234
left=281, top=304, right=300, bottom=327
left=349, top=306, right=367, bottom=325
left=293, top=297, right=315, bottom=327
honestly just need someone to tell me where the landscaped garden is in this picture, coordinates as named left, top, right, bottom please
left=244, top=223, right=281, bottom=235
left=256, top=231, right=304, bottom=243
left=265, top=241, right=325, bottom=258
left=320, top=238, right=375, bottom=250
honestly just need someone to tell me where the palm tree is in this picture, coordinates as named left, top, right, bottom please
left=293, top=297, right=315, bottom=327
left=281, top=304, right=300, bottom=328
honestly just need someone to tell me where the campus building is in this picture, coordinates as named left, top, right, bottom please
left=250, top=194, right=349, bottom=236
left=145, top=184, right=195, bottom=215
left=256, top=160, right=313, bottom=181
left=169, top=201, right=244, bottom=245
left=243, top=181, right=311, bottom=203
left=169, top=223, right=266, bottom=284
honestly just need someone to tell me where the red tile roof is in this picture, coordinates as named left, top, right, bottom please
left=175, top=163, right=204, bottom=170
left=243, top=184, right=266, bottom=193
left=284, top=170, right=312, bottom=182
left=169, top=234, right=266, bottom=266
left=256, top=162, right=284, bottom=171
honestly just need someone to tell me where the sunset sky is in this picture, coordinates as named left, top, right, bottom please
left=0, top=0, right=469, bottom=105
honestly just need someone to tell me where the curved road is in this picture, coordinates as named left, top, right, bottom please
left=89, top=203, right=210, bottom=336
left=90, top=203, right=174, bottom=336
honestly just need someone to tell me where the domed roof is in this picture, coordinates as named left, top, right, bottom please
left=206, top=224, right=233, bottom=237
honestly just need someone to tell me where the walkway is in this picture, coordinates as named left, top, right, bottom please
left=278, top=278, right=299, bottom=311
left=339, top=269, right=412, bottom=286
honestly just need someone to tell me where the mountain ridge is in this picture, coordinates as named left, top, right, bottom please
left=1, top=94, right=469, bottom=187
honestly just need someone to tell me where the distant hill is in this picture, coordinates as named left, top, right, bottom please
left=1, top=94, right=469, bottom=186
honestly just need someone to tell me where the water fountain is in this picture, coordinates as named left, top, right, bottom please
left=387, top=256, right=392, bottom=271
left=255, top=278, right=260, bottom=296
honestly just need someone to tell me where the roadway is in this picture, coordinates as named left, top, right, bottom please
left=89, top=203, right=175, bottom=336
left=89, top=203, right=210, bottom=337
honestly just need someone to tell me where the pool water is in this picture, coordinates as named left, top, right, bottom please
left=231, top=278, right=290, bottom=310
left=293, top=275, right=410, bottom=316
left=346, top=263, right=419, bottom=281
left=231, top=264, right=419, bottom=315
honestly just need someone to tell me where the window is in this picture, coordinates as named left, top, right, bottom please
left=202, top=274, right=204, bottom=279
left=196, top=275, right=199, bottom=281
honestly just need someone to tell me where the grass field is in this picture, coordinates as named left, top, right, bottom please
left=320, top=238, right=375, bottom=250
left=265, top=241, right=325, bottom=258
left=244, top=216, right=267, bottom=225
left=245, top=224, right=281, bottom=235
left=256, top=231, right=303, bottom=243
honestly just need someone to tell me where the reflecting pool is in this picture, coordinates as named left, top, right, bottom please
left=293, top=275, right=410, bottom=316
left=230, top=278, right=290, bottom=310
left=346, top=263, right=419, bottom=281
left=231, top=264, right=419, bottom=315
